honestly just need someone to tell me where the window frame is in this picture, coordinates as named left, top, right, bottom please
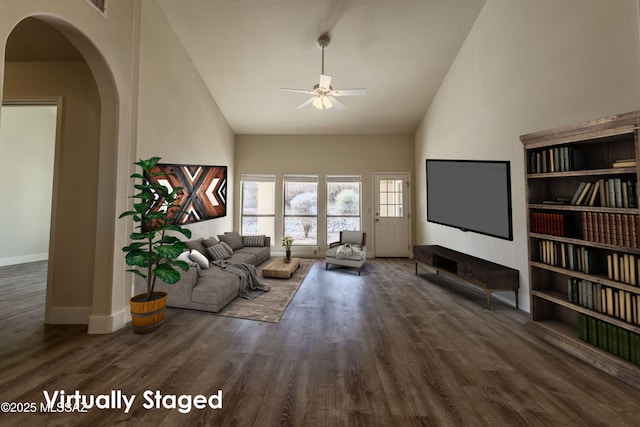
left=326, top=175, right=362, bottom=244
left=283, top=174, right=319, bottom=246
left=239, top=174, right=276, bottom=240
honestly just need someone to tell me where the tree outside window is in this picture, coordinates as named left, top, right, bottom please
left=327, top=177, right=361, bottom=244
left=284, top=176, right=318, bottom=245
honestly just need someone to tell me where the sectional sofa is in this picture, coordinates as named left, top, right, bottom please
left=134, top=232, right=271, bottom=312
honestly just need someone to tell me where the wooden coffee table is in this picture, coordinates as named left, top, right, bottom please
left=262, top=257, right=300, bottom=279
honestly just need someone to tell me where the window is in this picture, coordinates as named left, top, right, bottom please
left=379, top=179, right=404, bottom=217
left=326, top=176, right=361, bottom=244
left=283, top=175, right=318, bottom=245
left=240, top=174, right=275, bottom=240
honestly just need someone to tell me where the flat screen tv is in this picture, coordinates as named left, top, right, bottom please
left=426, top=159, right=513, bottom=241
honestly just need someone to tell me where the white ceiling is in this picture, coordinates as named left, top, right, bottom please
left=156, top=0, right=487, bottom=135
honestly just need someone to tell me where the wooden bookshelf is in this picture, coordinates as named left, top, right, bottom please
left=521, top=111, right=640, bottom=390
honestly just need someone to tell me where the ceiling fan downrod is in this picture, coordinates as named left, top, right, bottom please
left=317, top=34, right=330, bottom=75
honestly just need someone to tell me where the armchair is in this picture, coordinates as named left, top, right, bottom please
left=325, top=231, right=367, bottom=275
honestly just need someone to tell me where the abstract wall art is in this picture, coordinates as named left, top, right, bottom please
left=147, top=163, right=227, bottom=225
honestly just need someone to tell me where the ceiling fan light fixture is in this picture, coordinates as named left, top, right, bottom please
left=312, top=96, right=324, bottom=109
left=281, top=34, right=366, bottom=110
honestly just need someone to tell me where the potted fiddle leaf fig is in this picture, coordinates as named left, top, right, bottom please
left=119, top=156, right=192, bottom=333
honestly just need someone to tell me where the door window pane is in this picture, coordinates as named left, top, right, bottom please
left=379, top=179, right=404, bottom=218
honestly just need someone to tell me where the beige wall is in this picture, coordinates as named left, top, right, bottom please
left=235, top=134, right=415, bottom=254
left=0, top=1, right=141, bottom=332
left=3, top=61, right=101, bottom=319
left=415, top=0, right=640, bottom=311
left=0, top=0, right=234, bottom=333
left=137, top=0, right=235, bottom=239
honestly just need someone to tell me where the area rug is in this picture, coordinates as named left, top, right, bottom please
left=215, top=258, right=315, bottom=323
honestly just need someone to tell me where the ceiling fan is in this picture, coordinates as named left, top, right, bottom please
left=281, top=34, right=367, bottom=110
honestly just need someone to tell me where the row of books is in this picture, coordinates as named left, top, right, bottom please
left=607, top=253, right=640, bottom=286
left=579, top=314, right=640, bottom=365
left=568, top=279, right=640, bottom=325
left=570, top=178, right=637, bottom=208
left=539, top=241, right=596, bottom=274
left=581, top=212, right=639, bottom=248
left=568, top=278, right=598, bottom=310
left=530, top=212, right=572, bottom=237
left=528, top=147, right=585, bottom=173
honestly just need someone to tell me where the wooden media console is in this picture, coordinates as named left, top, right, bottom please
left=413, top=245, right=519, bottom=309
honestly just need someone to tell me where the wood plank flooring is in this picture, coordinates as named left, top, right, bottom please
left=1, top=259, right=640, bottom=426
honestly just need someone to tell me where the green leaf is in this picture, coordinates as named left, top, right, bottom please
left=122, top=242, right=146, bottom=252
left=136, top=157, right=161, bottom=172
left=118, top=210, right=138, bottom=219
left=156, top=243, right=186, bottom=259
left=154, top=264, right=181, bottom=284
left=172, top=260, right=190, bottom=271
left=156, top=235, right=181, bottom=244
left=125, top=250, right=153, bottom=267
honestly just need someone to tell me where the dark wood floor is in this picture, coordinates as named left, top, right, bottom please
left=2, top=259, right=640, bottom=426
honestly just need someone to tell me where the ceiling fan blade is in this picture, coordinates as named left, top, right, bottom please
left=296, top=97, right=316, bottom=109
left=328, top=96, right=346, bottom=111
left=332, top=88, right=367, bottom=97
left=319, top=74, right=332, bottom=90
left=281, top=88, right=316, bottom=95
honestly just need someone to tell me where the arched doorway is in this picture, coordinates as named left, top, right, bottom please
left=1, top=17, right=120, bottom=332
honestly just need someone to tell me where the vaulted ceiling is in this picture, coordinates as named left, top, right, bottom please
left=4, top=1, right=487, bottom=135
left=156, top=0, right=487, bottom=135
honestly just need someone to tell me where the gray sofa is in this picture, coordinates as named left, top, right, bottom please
left=135, top=232, right=271, bottom=312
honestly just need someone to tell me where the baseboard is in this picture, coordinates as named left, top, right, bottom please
left=88, top=309, right=130, bottom=334
left=46, top=306, right=92, bottom=325
left=0, top=253, right=48, bottom=267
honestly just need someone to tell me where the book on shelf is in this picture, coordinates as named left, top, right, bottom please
left=568, top=278, right=596, bottom=310
left=570, top=179, right=637, bottom=207
left=612, top=159, right=637, bottom=168
left=578, top=314, right=640, bottom=365
left=607, top=253, right=639, bottom=286
left=597, top=285, right=639, bottom=324
left=541, top=241, right=597, bottom=273
left=529, top=147, right=586, bottom=173
left=542, top=197, right=571, bottom=205
left=531, top=212, right=573, bottom=236
left=581, top=212, right=639, bottom=248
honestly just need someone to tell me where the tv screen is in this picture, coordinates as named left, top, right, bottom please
left=426, top=159, right=513, bottom=240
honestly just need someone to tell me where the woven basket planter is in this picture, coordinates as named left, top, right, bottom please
left=130, top=291, right=167, bottom=334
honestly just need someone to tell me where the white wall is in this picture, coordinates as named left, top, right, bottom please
left=0, top=105, right=56, bottom=266
left=415, top=0, right=640, bottom=311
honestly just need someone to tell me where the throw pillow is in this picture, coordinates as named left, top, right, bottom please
left=242, top=234, right=265, bottom=247
left=219, top=241, right=234, bottom=255
left=206, top=243, right=232, bottom=261
left=202, top=236, right=219, bottom=248
left=185, top=238, right=208, bottom=255
left=217, top=231, right=244, bottom=250
left=177, top=250, right=193, bottom=264
left=189, top=249, right=210, bottom=269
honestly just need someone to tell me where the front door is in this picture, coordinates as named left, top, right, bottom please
left=374, top=173, right=410, bottom=257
